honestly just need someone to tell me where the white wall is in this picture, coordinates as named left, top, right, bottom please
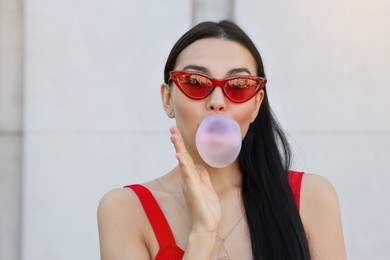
left=237, top=0, right=390, bottom=259
left=23, top=0, right=191, bottom=259
left=21, top=0, right=389, bottom=259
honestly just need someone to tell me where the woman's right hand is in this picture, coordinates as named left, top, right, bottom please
left=170, top=125, right=221, bottom=239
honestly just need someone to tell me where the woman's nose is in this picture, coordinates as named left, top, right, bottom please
left=206, top=87, right=227, bottom=112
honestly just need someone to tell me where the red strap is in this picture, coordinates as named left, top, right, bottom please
left=124, top=184, right=176, bottom=249
left=288, top=171, right=304, bottom=211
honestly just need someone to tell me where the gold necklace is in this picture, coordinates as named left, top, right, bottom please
left=155, top=178, right=245, bottom=260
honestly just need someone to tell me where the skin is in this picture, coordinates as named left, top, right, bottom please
left=98, top=38, right=347, bottom=260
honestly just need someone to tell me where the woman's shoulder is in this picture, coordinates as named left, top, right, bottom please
left=98, top=187, right=137, bottom=211
left=98, top=187, right=146, bottom=231
left=98, top=180, right=159, bottom=216
left=300, top=173, right=340, bottom=213
left=300, top=173, right=341, bottom=232
left=301, top=173, right=338, bottom=202
left=98, top=184, right=158, bottom=259
left=300, top=173, right=346, bottom=259
left=98, top=180, right=167, bottom=221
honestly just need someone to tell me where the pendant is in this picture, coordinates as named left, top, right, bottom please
left=218, top=239, right=230, bottom=260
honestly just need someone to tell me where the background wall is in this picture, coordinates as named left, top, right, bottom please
left=237, top=1, right=390, bottom=259
left=0, top=0, right=388, bottom=259
left=0, top=0, right=23, bottom=259
left=22, top=1, right=191, bottom=259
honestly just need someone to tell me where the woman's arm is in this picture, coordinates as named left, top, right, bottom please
left=300, top=174, right=347, bottom=260
left=98, top=188, right=151, bottom=260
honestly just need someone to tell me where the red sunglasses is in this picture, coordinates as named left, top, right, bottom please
left=169, top=71, right=267, bottom=103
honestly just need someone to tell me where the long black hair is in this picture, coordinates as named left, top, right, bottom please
left=164, top=20, right=310, bottom=259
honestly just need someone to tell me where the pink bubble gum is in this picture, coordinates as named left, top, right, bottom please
left=195, top=114, right=242, bottom=168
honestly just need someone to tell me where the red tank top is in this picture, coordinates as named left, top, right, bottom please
left=124, top=171, right=304, bottom=260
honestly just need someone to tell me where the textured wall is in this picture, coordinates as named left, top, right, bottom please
left=192, top=0, right=235, bottom=24
left=0, top=0, right=23, bottom=259
left=19, top=0, right=390, bottom=259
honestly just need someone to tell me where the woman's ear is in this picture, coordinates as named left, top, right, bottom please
left=161, top=83, right=175, bottom=118
left=250, top=90, right=265, bottom=123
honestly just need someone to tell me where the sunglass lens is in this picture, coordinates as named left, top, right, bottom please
left=225, top=78, right=258, bottom=102
left=178, top=74, right=213, bottom=99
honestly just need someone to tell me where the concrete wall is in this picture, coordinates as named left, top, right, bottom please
left=0, top=0, right=388, bottom=259
left=0, top=0, right=23, bottom=259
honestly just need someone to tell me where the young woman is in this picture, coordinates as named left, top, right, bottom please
left=98, top=20, right=346, bottom=260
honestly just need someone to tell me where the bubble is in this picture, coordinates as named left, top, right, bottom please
left=196, top=114, right=242, bottom=168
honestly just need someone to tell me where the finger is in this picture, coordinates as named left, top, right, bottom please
left=170, top=126, right=190, bottom=157
left=169, top=126, right=197, bottom=181
left=170, top=126, right=195, bottom=166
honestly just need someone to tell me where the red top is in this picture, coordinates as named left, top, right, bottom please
left=124, top=171, right=304, bottom=260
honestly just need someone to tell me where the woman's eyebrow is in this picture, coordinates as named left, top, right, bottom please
left=182, top=65, right=209, bottom=74
left=228, top=68, right=252, bottom=75
left=181, top=65, right=252, bottom=76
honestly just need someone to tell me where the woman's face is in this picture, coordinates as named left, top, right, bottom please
left=162, top=38, right=264, bottom=163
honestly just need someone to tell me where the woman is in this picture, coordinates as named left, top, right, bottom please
left=98, top=20, right=346, bottom=260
